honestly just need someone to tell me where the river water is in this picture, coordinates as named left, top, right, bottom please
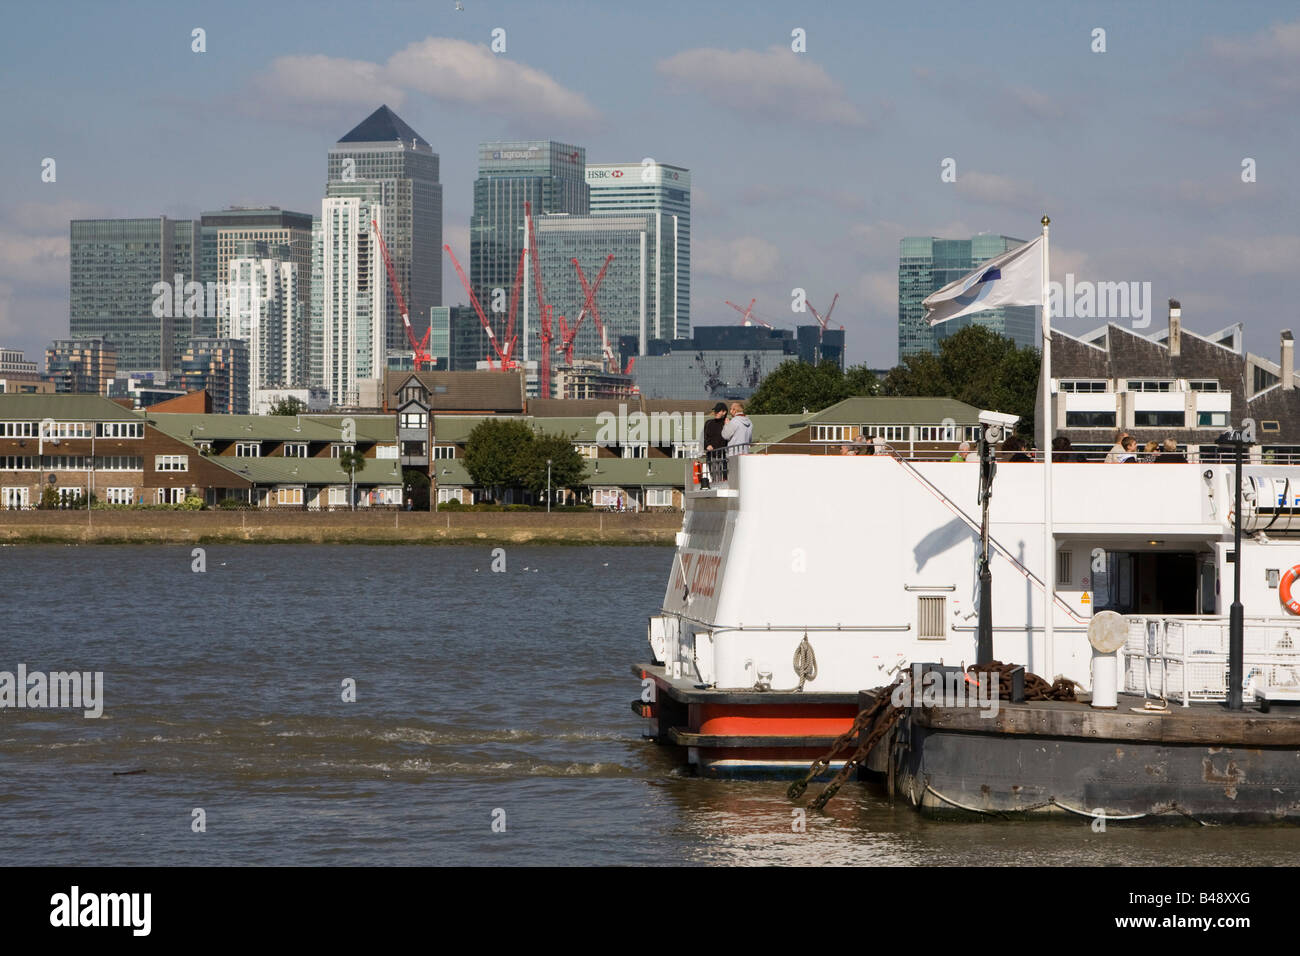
left=2, top=544, right=1298, bottom=866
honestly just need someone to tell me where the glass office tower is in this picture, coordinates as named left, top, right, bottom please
left=897, top=234, right=1036, bottom=360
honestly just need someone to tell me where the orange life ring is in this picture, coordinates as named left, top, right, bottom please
left=1280, top=565, right=1300, bottom=615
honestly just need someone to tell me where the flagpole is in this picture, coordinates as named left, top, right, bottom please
left=1041, top=214, right=1054, bottom=681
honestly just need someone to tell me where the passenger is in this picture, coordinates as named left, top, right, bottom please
left=950, top=441, right=972, bottom=462
left=1142, top=440, right=1159, bottom=463
left=839, top=443, right=855, bottom=456
left=701, top=403, right=729, bottom=487
left=1002, top=435, right=1032, bottom=462
left=851, top=434, right=871, bottom=455
left=1118, top=435, right=1139, bottom=463
left=1051, top=435, right=1079, bottom=463
left=1156, top=437, right=1188, bottom=463
left=722, top=401, right=753, bottom=455
left=1105, top=430, right=1132, bottom=463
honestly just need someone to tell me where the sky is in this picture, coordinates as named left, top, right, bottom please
left=1, top=0, right=1297, bottom=371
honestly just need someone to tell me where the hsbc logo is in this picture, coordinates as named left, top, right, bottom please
left=612, top=169, right=624, bottom=178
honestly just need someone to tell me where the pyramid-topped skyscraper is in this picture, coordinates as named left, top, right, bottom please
left=327, top=105, right=442, bottom=358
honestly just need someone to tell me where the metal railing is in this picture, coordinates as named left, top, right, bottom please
left=1124, top=615, right=1300, bottom=705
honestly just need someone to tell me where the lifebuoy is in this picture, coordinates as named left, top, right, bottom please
left=1280, top=565, right=1300, bottom=615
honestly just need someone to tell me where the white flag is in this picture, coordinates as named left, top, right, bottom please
left=923, top=235, right=1043, bottom=326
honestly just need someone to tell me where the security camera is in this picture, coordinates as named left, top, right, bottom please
left=978, top=410, right=1020, bottom=444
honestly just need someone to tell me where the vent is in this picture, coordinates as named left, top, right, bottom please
left=918, top=596, right=945, bottom=640
left=1057, top=551, right=1072, bottom=587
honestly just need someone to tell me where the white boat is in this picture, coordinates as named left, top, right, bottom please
left=635, top=441, right=1300, bottom=778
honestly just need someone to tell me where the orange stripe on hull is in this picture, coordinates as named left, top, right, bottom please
left=694, top=703, right=859, bottom=737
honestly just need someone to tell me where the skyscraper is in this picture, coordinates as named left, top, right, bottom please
left=897, top=235, right=1037, bottom=360
left=199, top=207, right=313, bottom=338
left=223, top=239, right=306, bottom=412
left=535, top=213, right=679, bottom=363
left=316, top=196, right=387, bottom=407
left=470, top=141, right=589, bottom=362
left=69, top=217, right=199, bottom=372
left=586, top=162, right=690, bottom=337
left=327, top=105, right=442, bottom=356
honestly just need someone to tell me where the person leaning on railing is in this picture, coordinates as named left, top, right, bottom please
left=700, top=402, right=728, bottom=487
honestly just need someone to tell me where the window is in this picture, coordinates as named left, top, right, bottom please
left=812, top=425, right=855, bottom=443
left=1262, top=421, right=1281, bottom=433
left=2, top=487, right=30, bottom=509
left=56, top=487, right=84, bottom=505
left=1188, top=380, right=1220, bottom=392
left=917, top=596, right=946, bottom=640
left=44, top=455, right=87, bottom=470
left=95, top=456, right=142, bottom=471
left=864, top=425, right=908, bottom=442
left=400, top=412, right=427, bottom=429
left=672, top=442, right=701, bottom=458
left=1197, top=411, right=1228, bottom=428
left=915, top=425, right=961, bottom=442
left=1126, top=380, right=1173, bottom=392
left=432, top=445, right=456, bottom=459
left=593, top=488, right=621, bottom=506
left=283, top=443, right=308, bottom=457
left=96, top=422, right=143, bottom=438
left=0, top=422, right=36, bottom=437
left=1059, top=380, right=1107, bottom=393
left=105, top=487, right=134, bottom=505
left=436, top=487, right=461, bottom=504
left=1134, top=411, right=1185, bottom=428
left=329, top=486, right=349, bottom=506
left=331, top=444, right=355, bottom=458
left=0, top=456, right=35, bottom=470
left=157, top=487, right=185, bottom=504
left=1057, top=551, right=1072, bottom=587
left=235, top=443, right=260, bottom=457
left=155, top=455, right=189, bottom=472
left=1065, top=411, right=1116, bottom=428
left=646, top=488, right=673, bottom=507
left=277, top=487, right=304, bottom=506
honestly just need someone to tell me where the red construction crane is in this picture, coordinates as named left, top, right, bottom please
left=371, top=219, right=433, bottom=370
left=573, top=257, right=623, bottom=373
left=806, top=292, right=842, bottom=339
left=725, top=297, right=776, bottom=330
left=560, top=254, right=614, bottom=366
left=443, top=242, right=514, bottom=370
left=524, top=201, right=557, bottom=397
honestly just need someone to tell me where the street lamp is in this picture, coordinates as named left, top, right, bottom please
left=975, top=410, right=1020, bottom=665
left=1216, top=425, right=1249, bottom=710
left=546, top=458, right=552, bottom=514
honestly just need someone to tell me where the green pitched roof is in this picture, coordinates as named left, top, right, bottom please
left=806, top=396, right=983, bottom=424
left=208, top=455, right=402, bottom=486
left=151, top=413, right=395, bottom=442
left=0, top=394, right=144, bottom=421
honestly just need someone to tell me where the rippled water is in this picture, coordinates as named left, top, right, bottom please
left=2, top=544, right=1299, bottom=866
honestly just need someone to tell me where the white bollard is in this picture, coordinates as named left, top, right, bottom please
left=1091, top=646, right=1118, bottom=709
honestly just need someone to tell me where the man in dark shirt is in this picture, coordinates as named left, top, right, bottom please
left=700, top=403, right=729, bottom=487
left=1156, top=438, right=1188, bottom=463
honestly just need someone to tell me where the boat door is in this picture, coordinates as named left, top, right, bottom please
left=1197, top=553, right=1218, bottom=615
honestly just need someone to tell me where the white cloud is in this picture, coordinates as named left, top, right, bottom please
left=856, top=270, right=897, bottom=313
left=249, top=38, right=599, bottom=130
left=657, top=46, right=869, bottom=128
left=695, top=236, right=782, bottom=284
left=0, top=234, right=67, bottom=287
left=1209, top=19, right=1300, bottom=63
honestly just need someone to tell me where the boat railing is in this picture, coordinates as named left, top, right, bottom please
left=1124, top=615, right=1300, bottom=705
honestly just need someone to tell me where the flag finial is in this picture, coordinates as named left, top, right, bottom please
left=1041, top=214, right=1050, bottom=226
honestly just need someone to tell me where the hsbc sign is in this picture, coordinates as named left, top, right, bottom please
left=587, top=166, right=688, bottom=187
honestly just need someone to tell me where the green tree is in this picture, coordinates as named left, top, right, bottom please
left=336, top=447, right=367, bottom=511
left=463, top=419, right=535, bottom=502
left=746, top=361, right=878, bottom=415
left=268, top=396, right=307, bottom=416
left=883, top=326, right=1039, bottom=440
left=519, top=433, right=585, bottom=500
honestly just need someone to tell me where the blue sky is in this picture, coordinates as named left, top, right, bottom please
left=1, top=0, right=1297, bottom=369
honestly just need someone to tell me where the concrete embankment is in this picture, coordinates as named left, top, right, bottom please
left=0, top=510, right=681, bottom=546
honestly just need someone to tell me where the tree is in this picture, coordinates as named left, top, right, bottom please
left=268, top=396, right=307, bottom=416
left=746, top=361, right=879, bottom=415
left=463, top=419, right=535, bottom=502
left=336, top=448, right=367, bottom=511
left=882, top=325, right=1039, bottom=440
left=519, top=434, right=585, bottom=500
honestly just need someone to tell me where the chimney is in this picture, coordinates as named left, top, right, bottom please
left=1167, top=299, right=1181, bottom=357
left=1283, top=330, right=1294, bottom=391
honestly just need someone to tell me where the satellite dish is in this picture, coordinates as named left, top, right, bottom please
left=47, top=473, right=57, bottom=485
left=1088, top=609, right=1127, bottom=653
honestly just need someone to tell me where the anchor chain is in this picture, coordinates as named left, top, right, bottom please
left=787, top=676, right=905, bottom=803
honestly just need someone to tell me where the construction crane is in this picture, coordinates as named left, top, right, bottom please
left=443, top=242, right=516, bottom=370
left=806, top=292, right=842, bottom=340
left=523, top=201, right=558, bottom=397
left=559, top=254, right=613, bottom=366
left=725, top=297, right=777, bottom=330
left=574, top=257, right=632, bottom=374
left=371, top=219, right=434, bottom=370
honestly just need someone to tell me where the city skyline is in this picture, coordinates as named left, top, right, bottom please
left=1, top=1, right=1297, bottom=373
